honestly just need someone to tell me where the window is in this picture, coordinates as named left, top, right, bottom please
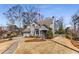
left=32, top=24, right=35, bottom=27
left=35, top=29, right=39, bottom=34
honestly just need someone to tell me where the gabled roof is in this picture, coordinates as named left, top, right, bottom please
left=23, top=21, right=50, bottom=32
left=39, top=25, right=48, bottom=31
left=22, top=28, right=30, bottom=32
left=37, top=19, right=53, bottom=27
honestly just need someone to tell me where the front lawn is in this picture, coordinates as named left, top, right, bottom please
left=15, top=38, right=56, bottom=54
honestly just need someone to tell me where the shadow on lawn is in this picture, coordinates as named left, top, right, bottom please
left=25, top=38, right=46, bottom=42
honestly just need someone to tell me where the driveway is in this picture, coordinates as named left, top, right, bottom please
left=2, top=37, right=23, bottom=54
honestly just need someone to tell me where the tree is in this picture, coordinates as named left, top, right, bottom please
left=3, top=5, right=24, bottom=35
left=52, top=17, right=65, bottom=34
left=46, top=28, right=53, bottom=39
left=0, top=26, right=3, bottom=38
left=65, top=27, right=70, bottom=34
left=71, top=12, right=79, bottom=40
left=22, top=6, right=41, bottom=27
left=3, top=8, right=15, bottom=25
left=72, top=14, right=78, bottom=31
left=22, top=6, right=42, bottom=37
left=0, top=26, right=6, bottom=38
left=57, top=17, right=65, bottom=34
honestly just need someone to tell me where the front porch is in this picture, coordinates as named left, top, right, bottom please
left=31, top=25, right=49, bottom=38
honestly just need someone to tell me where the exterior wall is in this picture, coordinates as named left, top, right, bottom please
left=23, top=22, right=50, bottom=37
left=30, top=22, right=40, bottom=36
left=30, top=24, right=35, bottom=36
left=23, top=32, right=30, bottom=37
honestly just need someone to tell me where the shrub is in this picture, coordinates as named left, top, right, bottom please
left=72, top=34, right=79, bottom=41
left=29, top=35, right=38, bottom=38
left=65, top=34, right=72, bottom=39
left=7, top=34, right=13, bottom=40
left=7, top=32, right=17, bottom=40
left=9, top=32, right=17, bottom=37
left=65, top=33, right=79, bottom=41
left=46, top=30, right=53, bottom=39
left=8, top=38, right=13, bottom=40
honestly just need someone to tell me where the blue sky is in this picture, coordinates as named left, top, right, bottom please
left=0, top=4, right=79, bottom=27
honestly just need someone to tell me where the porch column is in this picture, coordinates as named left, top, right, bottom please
left=39, top=30, right=40, bottom=37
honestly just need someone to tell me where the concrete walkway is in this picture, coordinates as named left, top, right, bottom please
left=2, top=40, right=18, bottom=54
left=2, top=37, right=23, bottom=54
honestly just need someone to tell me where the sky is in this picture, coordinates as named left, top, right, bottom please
left=0, top=4, right=79, bottom=27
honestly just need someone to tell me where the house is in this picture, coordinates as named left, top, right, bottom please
left=22, top=19, right=54, bottom=38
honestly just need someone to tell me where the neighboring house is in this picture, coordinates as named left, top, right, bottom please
left=7, top=24, right=19, bottom=32
left=22, top=19, right=54, bottom=38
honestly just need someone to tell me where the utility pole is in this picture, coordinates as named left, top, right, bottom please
left=52, top=16, right=55, bottom=37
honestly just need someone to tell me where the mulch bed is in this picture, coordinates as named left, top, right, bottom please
left=71, top=40, right=79, bottom=49
left=25, top=38, right=46, bottom=42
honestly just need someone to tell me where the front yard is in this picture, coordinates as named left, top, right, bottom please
left=15, top=38, right=57, bottom=54
left=15, top=37, right=79, bottom=54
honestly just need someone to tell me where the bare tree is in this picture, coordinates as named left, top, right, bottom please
left=3, top=8, right=15, bottom=25
left=3, top=5, right=24, bottom=35
left=55, top=17, right=65, bottom=34
left=71, top=10, right=79, bottom=40
left=22, top=6, right=41, bottom=28
left=0, top=26, right=3, bottom=37
left=72, top=14, right=78, bottom=31
left=4, top=5, right=24, bottom=26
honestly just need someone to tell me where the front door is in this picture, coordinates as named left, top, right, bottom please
left=40, top=30, right=47, bottom=39
left=35, top=29, right=39, bottom=36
